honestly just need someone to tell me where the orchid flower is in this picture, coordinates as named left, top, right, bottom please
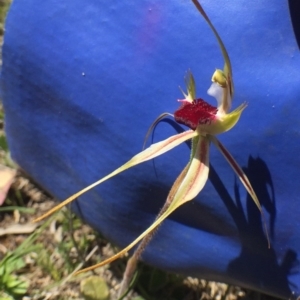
left=33, top=0, right=269, bottom=278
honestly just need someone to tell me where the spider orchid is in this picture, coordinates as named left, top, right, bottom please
left=34, top=0, right=269, bottom=278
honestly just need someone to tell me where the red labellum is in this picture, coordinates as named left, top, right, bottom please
left=174, top=99, right=218, bottom=130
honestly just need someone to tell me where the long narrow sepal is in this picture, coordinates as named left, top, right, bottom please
left=74, top=135, right=210, bottom=275
left=191, top=0, right=233, bottom=95
left=192, top=0, right=233, bottom=85
left=33, top=130, right=198, bottom=223
left=191, top=0, right=233, bottom=116
left=210, top=135, right=270, bottom=248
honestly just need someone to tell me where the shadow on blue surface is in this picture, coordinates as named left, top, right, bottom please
left=288, top=0, right=300, bottom=48
left=211, top=158, right=296, bottom=297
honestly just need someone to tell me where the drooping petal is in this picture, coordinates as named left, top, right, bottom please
left=33, top=130, right=198, bottom=222
left=143, top=112, right=174, bottom=150
left=210, top=135, right=270, bottom=247
left=74, top=135, right=210, bottom=275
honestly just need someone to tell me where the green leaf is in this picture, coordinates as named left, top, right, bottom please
left=0, top=206, right=35, bottom=213
left=4, top=256, right=25, bottom=274
left=0, top=135, right=8, bottom=152
left=0, top=265, right=5, bottom=276
left=8, top=279, right=29, bottom=295
left=0, top=293, right=14, bottom=300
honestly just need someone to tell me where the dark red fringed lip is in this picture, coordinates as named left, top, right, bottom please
left=174, top=99, right=218, bottom=130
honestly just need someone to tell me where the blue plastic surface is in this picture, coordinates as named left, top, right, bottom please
left=1, top=1, right=300, bottom=298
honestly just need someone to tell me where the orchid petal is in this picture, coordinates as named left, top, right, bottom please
left=179, top=71, right=196, bottom=103
left=74, top=135, right=210, bottom=275
left=185, top=71, right=196, bottom=101
left=143, top=112, right=174, bottom=150
left=33, top=130, right=198, bottom=222
left=210, top=135, right=270, bottom=247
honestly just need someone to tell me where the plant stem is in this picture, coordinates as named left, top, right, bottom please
left=118, top=164, right=189, bottom=298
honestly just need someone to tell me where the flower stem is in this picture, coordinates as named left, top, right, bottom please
left=118, top=163, right=190, bottom=298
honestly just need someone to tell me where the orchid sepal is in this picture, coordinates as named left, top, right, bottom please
left=33, top=129, right=198, bottom=223
left=74, top=134, right=210, bottom=275
left=191, top=0, right=233, bottom=97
